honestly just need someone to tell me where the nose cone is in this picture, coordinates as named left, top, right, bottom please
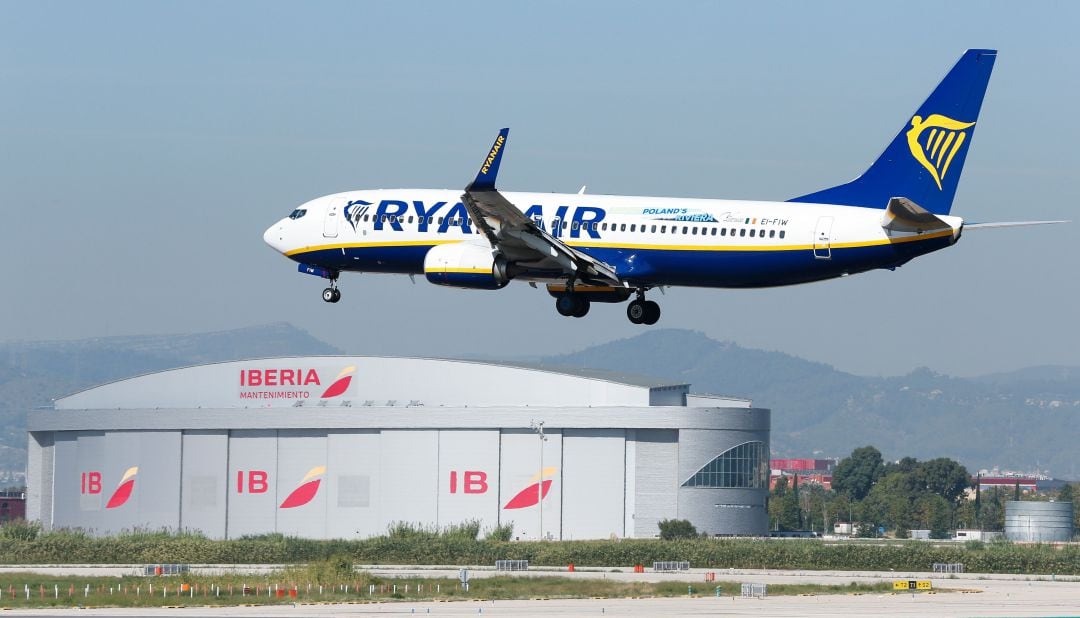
left=264, top=221, right=286, bottom=253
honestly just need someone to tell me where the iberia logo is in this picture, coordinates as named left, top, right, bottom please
left=503, top=467, right=557, bottom=510
left=106, top=467, right=137, bottom=509
left=320, top=366, right=355, bottom=398
left=905, top=114, right=976, bottom=190
left=279, top=466, right=326, bottom=508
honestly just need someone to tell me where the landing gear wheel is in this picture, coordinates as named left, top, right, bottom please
left=627, top=299, right=646, bottom=324
left=571, top=297, right=590, bottom=318
left=331, top=288, right=341, bottom=303
left=322, top=287, right=341, bottom=303
left=642, top=300, right=660, bottom=325
left=555, top=294, right=577, bottom=317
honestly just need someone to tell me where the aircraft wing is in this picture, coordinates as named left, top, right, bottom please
left=460, top=129, right=621, bottom=285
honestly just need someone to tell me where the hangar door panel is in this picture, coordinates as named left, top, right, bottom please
left=562, top=429, right=626, bottom=539
left=498, top=429, right=562, bottom=541
left=226, top=430, right=278, bottom=538
left=96, top=431, right=181, bottom=534
left=632, top=430, right=677, bottom=537
left=180, top=431, right=228, bottom=539
left=276, top=431, right=328, bottom=538
left=326, top=431, right=379, bottom=539
left=51, top=432, right=105, bottom=531
left=438, top=430, right=499, bottom=531
left=379, top=431, right=438, bottom=530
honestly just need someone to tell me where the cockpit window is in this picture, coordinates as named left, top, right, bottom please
left=288, top=209, right=307, bottom=220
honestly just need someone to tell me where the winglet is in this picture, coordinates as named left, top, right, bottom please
left=466, top=128, right=510, bottom=192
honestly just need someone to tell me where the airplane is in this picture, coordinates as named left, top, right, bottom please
left=264, top=49, right=1065, bottom=324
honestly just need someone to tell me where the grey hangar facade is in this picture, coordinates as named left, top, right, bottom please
left=27, top=357, right=770, bottom=540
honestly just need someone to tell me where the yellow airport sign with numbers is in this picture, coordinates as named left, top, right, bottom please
left=894, top=580, right=932, bottom=590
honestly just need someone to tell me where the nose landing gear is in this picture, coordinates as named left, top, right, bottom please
left=322, top=275, right=341, bottom=303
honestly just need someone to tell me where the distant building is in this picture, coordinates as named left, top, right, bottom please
left=976, top=477, right=1037, bottom=492
left=770, top=458, right=834, bottom=491
left=0, top=491, right=26, bottom=522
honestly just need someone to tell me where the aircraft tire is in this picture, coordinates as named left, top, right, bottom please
left=555, top=294, right=577, bottom=317
left=572, top=297, right=590, bottom=318
left=331, top=289, right=341, bottom=303
left=642, top=300, right=660, bottom=325
left=322, top=288, right=336, bottom=303
left=626, top=300, right=646, bottom=324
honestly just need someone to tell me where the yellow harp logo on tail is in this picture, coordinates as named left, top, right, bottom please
left=906, top=114, right=976, bottom=190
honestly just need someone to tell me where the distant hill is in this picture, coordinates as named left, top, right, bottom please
left=0, top=323, right=340, bottom=474
left=539, top=329, right=1080, bottom=479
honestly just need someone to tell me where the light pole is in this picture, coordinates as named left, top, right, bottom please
left=530, top=420, right=547, bottom=540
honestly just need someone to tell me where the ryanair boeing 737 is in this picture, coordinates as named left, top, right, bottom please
left=264, top=50, right=1063, bottom=324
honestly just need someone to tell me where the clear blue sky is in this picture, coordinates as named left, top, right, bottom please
left=2, top=1, right=1077, bottom=376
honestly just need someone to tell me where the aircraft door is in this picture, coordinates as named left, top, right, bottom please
left=323, top=199, right=344, bottom=238
left=813, top=216, right=834, bottom=259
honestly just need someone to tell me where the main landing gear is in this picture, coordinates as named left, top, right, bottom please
left=322, top=276, right=341, bottom=303
left=626, top=290, right=660, bottom=325
left=552, top=283, right=660, bottom=324
left=555, top=293, right=590, bottom=318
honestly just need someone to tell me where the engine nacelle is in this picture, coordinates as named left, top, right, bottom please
left=423, top=242, right=510, bottom=290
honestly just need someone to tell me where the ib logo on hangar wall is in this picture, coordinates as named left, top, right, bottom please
left=503, top=467, right=557, bottom=510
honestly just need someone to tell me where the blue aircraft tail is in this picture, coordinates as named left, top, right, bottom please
left=788, top=49, right=996, bottom=215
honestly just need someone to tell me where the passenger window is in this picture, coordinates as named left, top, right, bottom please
left=438, top=217, right=444, bottom=224
left=620, top=224, right=626, bottom=231
left=682, top=226, right=688, bottom=234
left=572, top=222, right=579, bottom=230
left=711, top=227, right=717, bottom=236
left=779, top=230, right=786, bottom=239
left=630, top=224, right=636, bottom=232
left=750, top=229, right=756, bottom=237
left=692, top=227, right=698, bottom=235
left=760, top=229, right=765, bottom=237
left=769, top=230, right=775, bottom=238
left=661, top=225, right=667, bottom=233
left=739, top=229, right=746, bottom=237
left=720, top=228, right=726, bottom=236
left=601, top=223, right=608, bottom=231
left=651, top=225, right=657, bottom=233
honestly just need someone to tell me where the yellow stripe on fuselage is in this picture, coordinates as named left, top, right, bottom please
left=423, top=267, right=491, bottom=274
left=285, top=228, right=953, bottom=257
left=284, top=239, right=458, bottom=257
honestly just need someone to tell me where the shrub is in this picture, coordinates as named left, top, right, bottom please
left=0, top=519, right=40, bottom=541
left=657, top=519, right=698, bottom=540
left=484, top=523, right=514, bottom=542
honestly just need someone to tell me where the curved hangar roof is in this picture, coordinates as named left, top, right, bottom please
left=55, top=357, right=747, bottom=411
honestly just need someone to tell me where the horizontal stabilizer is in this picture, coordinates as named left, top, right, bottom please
left=881, top=197, right=952, bottom=233
left=963, top=220, right=1070, bottom=230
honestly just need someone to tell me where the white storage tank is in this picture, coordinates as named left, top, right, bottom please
left=1004, top=501, right=1074, bottom=542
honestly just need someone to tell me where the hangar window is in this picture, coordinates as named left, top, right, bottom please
left=288, top=209, right=307, bottom=219
left=682, top=440, right=768, bottom=489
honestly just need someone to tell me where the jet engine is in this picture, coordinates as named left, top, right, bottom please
left=423, top=242, right=510, bottom=290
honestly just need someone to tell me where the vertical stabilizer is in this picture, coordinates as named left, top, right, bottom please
left=789, top=49, right=996, bottom=215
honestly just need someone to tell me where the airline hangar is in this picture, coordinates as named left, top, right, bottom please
left=26, top=357, right=770, bottom=539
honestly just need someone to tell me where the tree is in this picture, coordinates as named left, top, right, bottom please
left=832, top=446, right=885, bottom=501
left=658, top=519, right=698, bottom=540
left=916, top=458, right=971, bottom=504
